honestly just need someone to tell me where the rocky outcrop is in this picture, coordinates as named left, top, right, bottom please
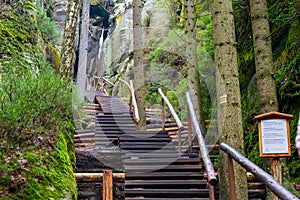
left=101, top=0, right=173, bottom=83
left=51, top=0, right=68, bottom=46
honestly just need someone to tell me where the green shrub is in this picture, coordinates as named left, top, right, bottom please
left=0, top=68, right=72, bottom=145
left=0, top=68, right=76, bottom=199
left=37, top=9, right=61, bottom=43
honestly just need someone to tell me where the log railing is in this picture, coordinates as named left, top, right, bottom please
left=186, top=92, right=218, bottom=186
left=94, top=76, right=114, bottom=95
left=158, top=88, right=184, bottom=153
left=220, top=143, right=300, bottom=200
left=118, top=79, right=140, bottom=124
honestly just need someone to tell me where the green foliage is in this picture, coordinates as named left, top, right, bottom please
left=0, top=1, right=76, bottom=199
left=196, top=11, right=214, bottom=57
left=0, top=68, right=76, bottom=199
left=37, top=9, right=61, bottom=43
left=0, top=69, right=71, bottom=144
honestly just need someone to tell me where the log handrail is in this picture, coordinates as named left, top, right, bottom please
left=129, top=80, right=140, bottom=124
left=158, top=88, right=184, bottom=131
left=220, top=143, right=299, bottom=200
left=94, top=76, right=112, bottom=95
left=101, top=76, right=115, bottom=86
left=116, top=79, right=140, bottom=123
left=186, top=92, right=218, bottom=186
left=158, top=88, right=184, bottom=153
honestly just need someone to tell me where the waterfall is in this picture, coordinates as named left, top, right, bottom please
left=98, top=28, right=105, bottom=60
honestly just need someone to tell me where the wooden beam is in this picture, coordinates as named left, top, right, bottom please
left=74, top=173, right=125, bottom=182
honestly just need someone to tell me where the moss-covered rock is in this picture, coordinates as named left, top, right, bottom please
left=0, top=1, right=76, bottom=199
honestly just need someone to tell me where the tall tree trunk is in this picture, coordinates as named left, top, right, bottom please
left=77, top=0, right=90, bottom=100
left=250, top=0, right=278, bottom=114
left=211, top=0, right=248, bottom=199
left=250, top=1, right=281, bottom=199
left=132, top=0, right=146, bottom=128
left=184, top=0, right=206, bottom=134
left=60, top=0, right=81, bottom=81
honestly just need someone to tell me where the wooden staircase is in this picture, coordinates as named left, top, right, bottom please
left=119, top=131, right=212, bottom=199
left=75, top=93, right=266, bottom=200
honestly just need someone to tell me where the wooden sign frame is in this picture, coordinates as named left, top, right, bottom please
left=255, top=112, right=293, bottom=158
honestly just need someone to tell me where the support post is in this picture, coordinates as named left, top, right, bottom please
left=271, top=158, right=282, bottom=200
left=209, top=183, right=215, bottom=200
left=188, top=108, right=192, bottom=153
left=227, top=155, right=237, bottom=200
left=178, top=129, right=182, bottom=154
left=161, top=97, right=165, bottom=132
left=103, top=170, right=113, bottom=200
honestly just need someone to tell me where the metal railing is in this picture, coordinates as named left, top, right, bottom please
left=220, top=143, right=300, bottom=200
left=158, top=88, right=184, bottom=153
left=186, top=92, right=218, bottom=186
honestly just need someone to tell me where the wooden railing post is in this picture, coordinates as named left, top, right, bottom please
left=178, top=129, right=182, bottom=154
left=161, top=96, right=165, bottom=132
left=220, top=143, right=299, bottom=200
left=188, top=108, right=192, bottom=153
left=209, top=183, right=215, bottom=200
left=103, top=170, right=113, bottom=200
left=227, top=155, right=237, bottom=200
left=129, top=80, right=140, bottom=123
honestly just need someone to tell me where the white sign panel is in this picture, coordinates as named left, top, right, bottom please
left=261, top=119, right=288, bottom=154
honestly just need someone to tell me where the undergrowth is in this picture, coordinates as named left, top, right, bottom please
left=0, top=1, right=76, bottom=199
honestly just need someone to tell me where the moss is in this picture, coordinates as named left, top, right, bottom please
left=47, top=42, right=61, bottom=72
left=0, top=1, right=77, bottom=199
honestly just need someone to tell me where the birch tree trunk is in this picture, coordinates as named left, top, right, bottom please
left=132, top=0, right=146, bottom=128
left=184, top=0, right=206, bottom=133
left=250, top=0, right=278, bottom=114
left=77, top=0, right=90, bottom=100
left=211, top=0, right=248, bottom=199
left=60, top=0, right=81, bottom=81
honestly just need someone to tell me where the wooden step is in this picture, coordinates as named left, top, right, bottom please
left=95, top=120, right=136, bottom=124
left=124, top=188, right=209, bottom=196
left=119, top=137, right=172, bottom=142
left=120, top=144, right=174, bottom=149
left=96, top=126, right=136, bottom=131
left=125, top=172, right=204, bottom=179
left=125, top=164, right=203, bottom=171
left=125, top=198, right=209, bottom=200
left=125, top=179, right=208, bottom=187
left=124, top=157, right=200, bottom=164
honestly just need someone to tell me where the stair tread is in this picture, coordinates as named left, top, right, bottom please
left=126, top=171, right=204, bottom=177
left=125, top=188, right=209, bottom=194
left=125, top=179, right=207, bottom=185
left=125, top=198, right=209, bottom=200
left=125, top=164, right=203, bottom=170
left=124, top=157, right=200, bottom=164
left=119, top=138, right=172, bottom=142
